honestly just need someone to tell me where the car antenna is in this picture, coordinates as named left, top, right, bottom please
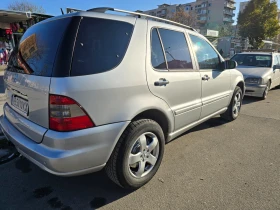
left=60, top=8, right=64, bottom=15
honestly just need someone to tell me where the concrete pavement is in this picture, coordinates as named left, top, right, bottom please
left=0, top=81, right=279, bottom=210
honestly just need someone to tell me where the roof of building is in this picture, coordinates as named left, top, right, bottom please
left=158, top=4, right=171, bottom=6
left=0, top=9, right=53, bottom=23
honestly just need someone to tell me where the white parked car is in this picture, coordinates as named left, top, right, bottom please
left=231, top=52, right=280, bottom=99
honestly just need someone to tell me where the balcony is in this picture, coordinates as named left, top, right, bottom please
left=224, top=11, right=235, bottom=16
left=157, top=9, right=166, bottom=14
left=223, top=17, right=234, bottom=23
left=224, top=3, right=236, bottom=10
left=198, top=18, right=207, bottom=24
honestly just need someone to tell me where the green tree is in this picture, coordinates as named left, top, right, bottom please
left=238, top=0, right=280, bottom=49
left=202, top=23, right=234, bottom=37
left=8, top=0, right=45, bottom=14
left=218, top=25, right=234, bottom=37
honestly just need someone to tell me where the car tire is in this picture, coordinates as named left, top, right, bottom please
left=261, top=81, right=271, bottom=100
left=105, top=119, right=165, bottom=189
left=221, top=86, right=243, bottom=121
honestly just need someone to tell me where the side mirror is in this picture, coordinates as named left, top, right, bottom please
left=273, top=65, right=280, bottom=70
left=224, top=60, right=237, bottom=70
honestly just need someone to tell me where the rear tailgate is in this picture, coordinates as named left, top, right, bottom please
left=4, top=16, right=77, bottom=143
left=4, top=72, right=50, bottom=142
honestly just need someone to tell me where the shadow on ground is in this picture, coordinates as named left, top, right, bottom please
left=1, top=156, right=134, bottom=209
left=242, top=96, right=261, bottom=105
left=164, top=116, right=229, bottom=146
left=170, top=117, right=228, bottom=142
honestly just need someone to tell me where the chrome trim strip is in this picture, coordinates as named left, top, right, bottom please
left=174, top=103, right=202, bottom=115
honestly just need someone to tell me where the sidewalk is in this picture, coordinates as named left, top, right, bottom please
left=0, top=65, right=6, bottom=72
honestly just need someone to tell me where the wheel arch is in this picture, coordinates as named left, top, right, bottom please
left=236, top=81, right=245, bottom=95
left=131, top=109, right=172, bottom=142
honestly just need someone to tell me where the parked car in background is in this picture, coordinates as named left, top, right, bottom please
left=0, top=8, right=244, bottom=189
left=231, top=52, right=280, bottom=99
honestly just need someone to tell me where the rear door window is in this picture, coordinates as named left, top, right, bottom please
left=71, top=17, right=134, bottom=76
left=7, top=17, right=72, bottom=76
left=151, top=29, right=167, bottom=70
left=158, top=28, right=193, bottom=70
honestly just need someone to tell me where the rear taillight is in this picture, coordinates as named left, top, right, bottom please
left=49, top=94, right=94, bottom=132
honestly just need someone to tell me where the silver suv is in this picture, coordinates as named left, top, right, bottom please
left=0, top=8, right=244, bottom=189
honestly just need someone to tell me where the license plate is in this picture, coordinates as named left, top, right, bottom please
left=11, top=95, right=29, bottom=114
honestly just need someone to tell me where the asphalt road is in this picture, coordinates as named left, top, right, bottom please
left=0, top=87, right=280, bottom=210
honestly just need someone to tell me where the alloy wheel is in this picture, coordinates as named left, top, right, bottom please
left=232, top=92, right=241, bottom=118
left=263, top=85, right=269, bottom=99
left=128, top=132, right=160, bottom=178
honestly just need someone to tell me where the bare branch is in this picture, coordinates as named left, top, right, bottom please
left=8, top=0, right=45, bottom=14
left=169, top=8, right=197, bottom=28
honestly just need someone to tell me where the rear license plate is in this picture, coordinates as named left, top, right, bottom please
left=11, top=95, right=29, bottom=114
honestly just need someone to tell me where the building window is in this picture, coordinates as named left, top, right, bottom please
left=208, top=17, right=210, bottom=20
left=209, top=3, right=211, bottom=6
left=191, top=7, right=193, bottom=10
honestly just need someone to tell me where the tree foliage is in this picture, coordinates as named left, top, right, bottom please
left=169, top=7, right=197, bottom=28
left=238, top=0, right=280, bottom=49
left=202, top=22, right=234, bottom=37
left=8, top=0, right=45, bottom=14
left=218, top=25, right=234, bottom=37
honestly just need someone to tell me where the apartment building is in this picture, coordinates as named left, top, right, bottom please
left=142, top=1, right=236, bottom=29
left=144, top=4, right=178, bottom=19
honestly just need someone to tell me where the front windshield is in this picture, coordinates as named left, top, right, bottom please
left=231, top=54, right=272, bottom=67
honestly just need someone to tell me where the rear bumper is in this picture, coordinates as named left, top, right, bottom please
left=245, top=84, right=266, bottom=97
left=0, top=107, right=130, bottom=176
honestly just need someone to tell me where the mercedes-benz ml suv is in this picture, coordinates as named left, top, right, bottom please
left=0, top=8, right=244, bottom=189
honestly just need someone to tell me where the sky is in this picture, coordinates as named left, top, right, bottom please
left=1, top=0, right=280, bottom=24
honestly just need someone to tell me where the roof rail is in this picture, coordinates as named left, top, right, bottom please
left=86, top=7, right=197, bottom=32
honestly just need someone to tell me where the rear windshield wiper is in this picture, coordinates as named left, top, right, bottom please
left=17, top=51, right=34, bottom=74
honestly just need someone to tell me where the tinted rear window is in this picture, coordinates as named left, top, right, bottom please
left=7, top=17, right=72, bottom=76
left=71, top=17, right=134, bottom=76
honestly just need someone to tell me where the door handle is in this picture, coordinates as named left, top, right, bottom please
left=202, top=75, right=211, bottom=81
left=154, top=78, right=169, bottom=86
